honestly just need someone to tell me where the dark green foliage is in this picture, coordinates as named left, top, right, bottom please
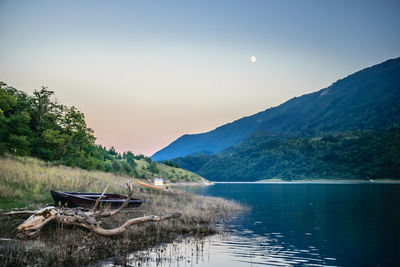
left=108, top=146, right=117, bottom=155
left=162, top=160, right=179, bottom=168
left=112, top=160, right=121, bottom=171
left=0, top=85, right=16, bottom=114
left=133, top=154, right=145, bottom=160
left=152, top=57, right=400, bottom=160
left=147, top=162, right=159, bottom=174
left=123, top=151, right=136, bottom=168
left=173, top=128, right=400, bottom=181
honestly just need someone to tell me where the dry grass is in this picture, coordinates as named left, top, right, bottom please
left=0, top=156, right=243, bottom=266
left=0, top=156, right=140, bottom=209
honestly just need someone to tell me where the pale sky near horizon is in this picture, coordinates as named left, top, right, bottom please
left=1, top=0, right=399, bottom=156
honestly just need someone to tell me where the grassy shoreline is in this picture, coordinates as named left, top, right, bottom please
left=0, top=156, right=242, bottom=266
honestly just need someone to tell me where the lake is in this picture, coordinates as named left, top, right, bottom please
left=125, top=182, right=400, bottom=267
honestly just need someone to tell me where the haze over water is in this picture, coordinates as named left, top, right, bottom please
left=125, top=183, right=400, bottom=267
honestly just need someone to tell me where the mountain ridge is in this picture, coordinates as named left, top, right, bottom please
left=152, top=57, right=400, bottom=161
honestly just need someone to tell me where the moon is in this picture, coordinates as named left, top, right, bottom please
left=250, top=56, right=257, bottom=63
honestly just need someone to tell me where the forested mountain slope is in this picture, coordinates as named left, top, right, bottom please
left=172, top=128, right=400, bottom=181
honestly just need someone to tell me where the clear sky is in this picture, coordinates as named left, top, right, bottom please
left=1, top=0, right=399, bottom=156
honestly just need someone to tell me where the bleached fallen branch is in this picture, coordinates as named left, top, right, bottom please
left=58, top=212, right=181, bottom=236
left=13, top=181, right=181, bottom=237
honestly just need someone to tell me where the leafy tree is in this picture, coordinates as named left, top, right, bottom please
left=112, top=160, right=121, bottom=172
left=147, top=162, right=159, bottom=174
left=123, top=151, right=136, bottom=168
left=0, top=82, right=17, bottom=115
left=108, top=146, right=117, bottom=155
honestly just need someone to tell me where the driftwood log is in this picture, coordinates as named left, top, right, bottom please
left=10, top=181, right=181, bottom=237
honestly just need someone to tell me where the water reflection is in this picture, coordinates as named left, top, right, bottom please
left=126, top=236, right=207, bottom=267
left=121, top=229, right=336, bottom=267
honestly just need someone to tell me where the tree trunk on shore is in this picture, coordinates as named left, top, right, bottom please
left=10, top=181, right=181, bottom=237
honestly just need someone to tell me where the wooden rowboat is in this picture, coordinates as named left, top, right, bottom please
left=50, top=191, right=143, bottom=209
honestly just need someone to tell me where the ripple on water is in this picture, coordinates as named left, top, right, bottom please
left=114, top=232, right=335, bottom=267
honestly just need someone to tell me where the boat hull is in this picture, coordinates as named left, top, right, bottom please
left=50, top=191, right=143, bottom=209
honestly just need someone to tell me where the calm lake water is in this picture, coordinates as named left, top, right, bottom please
left=124, top=183, right=400, bottom=267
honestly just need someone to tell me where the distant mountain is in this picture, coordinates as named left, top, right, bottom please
left=152, top=57, right=400, bottom=161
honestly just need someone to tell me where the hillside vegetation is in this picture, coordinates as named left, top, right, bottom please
left=152, top=57, right=400, bottom=161
left=0, top=82, right=205, bottom=183
left=0, top=156, right=129, bottom=209
left=0, top=156, right=205, bottom=209
left=172, top=128, right=400, bottom=181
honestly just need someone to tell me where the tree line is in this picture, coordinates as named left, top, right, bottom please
left=0, top=81, right=157, bottom=177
